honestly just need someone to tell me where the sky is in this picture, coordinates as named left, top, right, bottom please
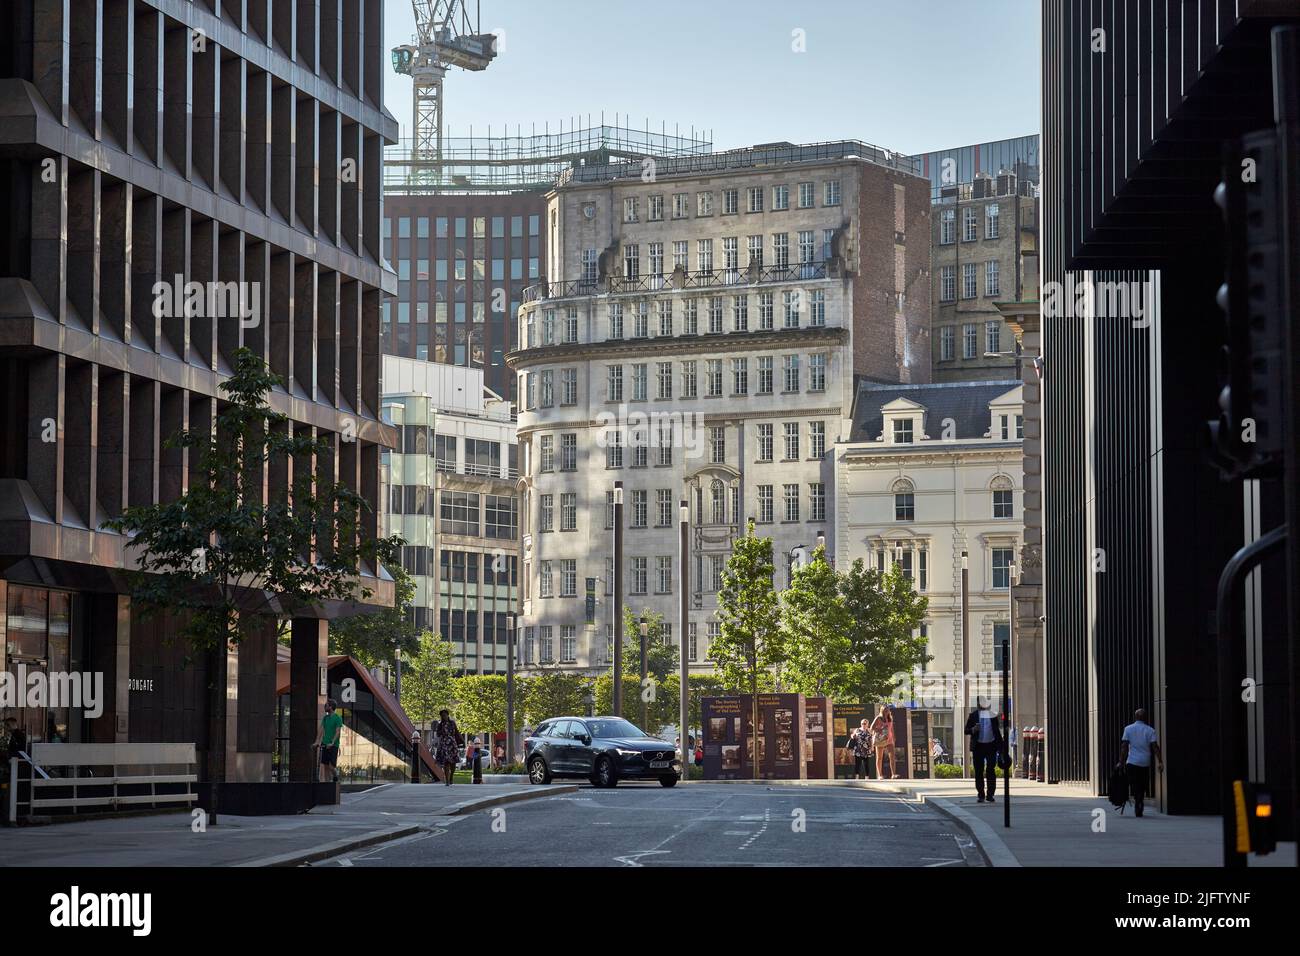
left=381, top=0, right=1041, bottom=155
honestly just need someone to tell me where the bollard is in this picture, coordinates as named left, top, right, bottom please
left=1021, top=727, right=1031, bottom=779
left=1036, top=727, right=1046, bottom=782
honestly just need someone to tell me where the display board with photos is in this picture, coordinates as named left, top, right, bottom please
left=701, top=693, right=808, bottom=780
left=803, top=697, right=834, bottom=780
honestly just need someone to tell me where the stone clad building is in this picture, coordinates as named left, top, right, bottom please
left=508, top=141, right=931, bottom=675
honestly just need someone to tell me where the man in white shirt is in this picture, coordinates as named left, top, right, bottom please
left=1120, top=709, right=1163, bottom=817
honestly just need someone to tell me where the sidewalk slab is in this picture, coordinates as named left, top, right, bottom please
left=0, top=781, right=569, bottom=867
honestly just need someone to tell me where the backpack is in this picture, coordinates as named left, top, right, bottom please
left=1107, top=762, right=1129, bottom=812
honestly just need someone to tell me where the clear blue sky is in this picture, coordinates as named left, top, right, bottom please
left=382, top=0, right=1040, bottom=154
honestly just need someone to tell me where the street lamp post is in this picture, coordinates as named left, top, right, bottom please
left=506, top=613, right=515, bottom=766
left=639, top=614, right=649, bottom=729
left=679, top=500, right=690, bottom=783
left=1004, top=561, right=1016, bottom=828
left=961, top=549, right=970, bottom=779
left=613, top=482, right=624, bottom=715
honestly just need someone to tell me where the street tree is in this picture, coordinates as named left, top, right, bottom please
left=401, top=631, right=456, bottom=729
left=839, top=559, right=931, bottom=703
left=450, top=674, right=520, bottom=740
left=329, top=562, right=421, bottom=669
left=521, top=671, right=591, bottom=725
left=781, top=545, right=856, bottom=698
left=621, top=605, right=679, bottom=681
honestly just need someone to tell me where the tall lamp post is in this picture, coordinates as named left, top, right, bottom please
left=613, top=482, right=624, bottom=715
left=1004, top=561, right=1016, bottom=828
left=505, top=613, right=515, bottom=766
left=961, top=549, right=970, bottom=778
left=679, top=500, right=690, bottom=782
left=638, top=614, right=649, bottom=728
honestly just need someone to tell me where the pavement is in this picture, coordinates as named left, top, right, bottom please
left=0, top=781, right=575, bottom=868
left=707, top=776, right=1298, bottom=867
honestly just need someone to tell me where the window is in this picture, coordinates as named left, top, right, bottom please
left=561, top=369, right=578, bottom=406
left=656, top=299, right=673, bottom=337
left=657, top=422, right=673, bottom=466
left=710, top=480, right=726, bottom=524
left=682, top=360, right=698, bottom=398
left=539, top=562, right=553, bottom=598
left=582, top=248, right=598, bottom=284
left=783, top=354, right=800, bottom=392
left=542, top=310, right=556, bottom=345
left=963, top=324, right=978, bottom=359
left=809, top=420, right=826, bottom=458
left=940, top=266, right=956, bottom=302
left=757, top=485, right=774, bottom=523
left=963, top=206, right=978, bottom=241
left=539, top=435, right=554, bottom=473
left=772, top=233, right=789, bottom=269
left=539, top=370, right=553, bottom=407
left=441, top=491, right=480, bottom=535
left=940, top=326, right=955, bottom=361
left=648, top=195, right=664, bottom=221
left=606, top=430, right=623, bottom=468
left=633, top=301, right=649, bottom=339
left=986, top=260, right=1000, bottom=297
left=523, top=628, right=535, bottom=665
left=539, top=625, right=553, bottom=661
left=485, top=495, right=517, bottom=539
left=783, top=290, right=800, bottom=329
left=631, top=557, right=648, bottom=595
left=798, top=181, right=815, bottom=208
left=783, top=422, right=799, bottom=460
left=709, top=426, right=726, bottom=464
left=723, top=237, right=739, bottom=278
left=698, top=239, right=714, bottom=275
left=758, top=292, right=774, bottom=330
left=757, top=423, right=774, bottom=461
left=940, top=208, right=955, bottom=244
left=656, top=556, right=673, bottom=594
left=809, top=483, right=825, bottom=522
left=772, top=184, right=789, bottom=210
left=824, top=180, right=841, bottom=205
left=561, top=492, right=578, bottom=530
left=623, top=243, right=639, bottom=279
left=992, top=548, right=1014, bottom=589
left=539, top=494, right=554, bottom=532
left=894, top=483, right=915, bottom=521
left=631, top=490, right=647, bottom=528
left=732, top=357, right=749, bottom=395
left=683, top=298, right=699, bottom=335
left=632, top=442, right=648, bottom=469
left=748, top=234, right=763, bottom=268
left=919, top=549, right=929, bottom=591
left=994, top=488, right=1014, bottom=519
left=783, top=484, right=800, bottom=522
left=809, top=290, right=825, bottom=327
left=623, top=197, right=638, bottom=222
left=962, top=262, right=978, bottom=299
left=986, top=202, right=1000, bottom=239
left=893, top=418, right=914, bottom=444
left=606, top=491, right=615, bottom=530
left=607, top=365, right=624, bottom=401
left=697, top=191, right=713, bottom=217
left=809, top=353, right=826, bottom=391
left=986, top=320, right=1001, bottom=354
left=632, top=363, right=648, bottom=401
left=560, top=433, right=577, bottom=471
left=710, top=556, right=725, bottom=592
left=688, top=622, right=699, bottom=662
left=673, top=240, right=689, bottom=271
left=723, top=188, right=739, bottom=215
left=1015, top=415, right=1024, bottom=439
left=994, top=624, right=1010, bottom=670
left=708, top=296, right=724, bottom=333
left=657, top=362, right=673, bottom=400
left=608, top=302, right=624, bottom=339
left=707, top=359, right=723, bottom=397
left=757, top=356, right=774, bottom=394
left=673, top=193, right=689, bottom=219
left=561, top=625, right=577, bottom=663
left=561, top=560, right=577, bottom=597
left=732, top=295, right=749, bottom=331
left=657, top=489, right=673, bottom=527
left=747, top=186, right=763, bottom=213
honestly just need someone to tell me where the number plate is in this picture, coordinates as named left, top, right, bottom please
left=650, top=760, right=669, bottom=769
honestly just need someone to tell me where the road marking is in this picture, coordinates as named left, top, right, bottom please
left=738, top=807, right=770, bottom=850
left=613, top=850, right=671, bottom=867
left=335, top=858, right=353, bottom=866
left=923, top=858, right=964, bottom=867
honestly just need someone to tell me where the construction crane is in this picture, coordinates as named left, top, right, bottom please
left=391, top=1, right=497, bottom=186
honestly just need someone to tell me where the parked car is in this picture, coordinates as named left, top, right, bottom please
left=524, top=716, right=679, bottom=788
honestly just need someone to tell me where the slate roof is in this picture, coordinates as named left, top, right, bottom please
left=849, top=380, right=1021, bottom=443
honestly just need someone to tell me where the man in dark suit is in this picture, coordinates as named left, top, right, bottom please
left=964, top=697, right=1006, bottom=803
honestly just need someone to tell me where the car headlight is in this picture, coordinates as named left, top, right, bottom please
left=615, top=748, right=641, bottom=756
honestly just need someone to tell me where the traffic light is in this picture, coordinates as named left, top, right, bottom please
left=1231, top=780, right=1277, bottom=856
left=1209, top=132, right=1288, bottom=479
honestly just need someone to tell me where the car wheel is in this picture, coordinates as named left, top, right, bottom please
left=659, top=775, right=678, bottom=788
left=593, top=755, right=617, bottom=788
left=528, top=757, right=551, bottom=785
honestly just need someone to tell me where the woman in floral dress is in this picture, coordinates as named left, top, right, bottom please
left=433, top=709, right=461, bottom=785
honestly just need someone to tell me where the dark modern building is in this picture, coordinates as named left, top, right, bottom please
left=0, top=0, right=397, bottom=784
left=1042, top=0, right=1300, bottom=825
left=912, top=134, right=1040, bottom=194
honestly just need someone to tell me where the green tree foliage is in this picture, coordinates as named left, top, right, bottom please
left=838, top=559, right=931, bottom=702
left=329, top=563, right=421, bottom=668
left=710, top=522, right=784, bottom=698
left=401, top=631, right=456, bottom=727
left=592, top=673, right=641, bottom=722
left=621, top=605, right=679, bottom=681
left=521, top=671, right=591, bottom=726
left=450, top=674, right=521, bottom=737
left=103, top=348, right=401, bottom=653
left=780, top=545, right=856, bottom=697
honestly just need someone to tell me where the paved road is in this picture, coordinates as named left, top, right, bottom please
left=313, top=783, right=984, bottom=867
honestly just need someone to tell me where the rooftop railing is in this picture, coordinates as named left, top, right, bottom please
left=522, top=261, right=835, bottom=303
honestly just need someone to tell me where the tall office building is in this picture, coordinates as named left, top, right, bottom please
left=0, top=0, right=396, bottom=783
left=509, top=141, right=931, bottom=675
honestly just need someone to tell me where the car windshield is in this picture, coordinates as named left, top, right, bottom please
left=586, top=719, right=649, bottom=739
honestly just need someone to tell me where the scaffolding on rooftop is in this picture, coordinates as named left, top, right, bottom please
left=384, top=117, right=714, bottom=194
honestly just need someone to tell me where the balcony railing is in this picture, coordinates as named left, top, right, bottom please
left=433, top=458, right=520, bottom=480
left=523, top=261, right=834, bottom=303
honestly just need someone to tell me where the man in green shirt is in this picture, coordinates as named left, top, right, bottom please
left=315, top=699, right=344, bottom=783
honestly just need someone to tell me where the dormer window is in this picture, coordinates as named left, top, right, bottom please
left=893, top=418, right=914, bottom=444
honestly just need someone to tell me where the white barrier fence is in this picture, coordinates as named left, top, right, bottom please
left=9, top=743, right=198, bottom=819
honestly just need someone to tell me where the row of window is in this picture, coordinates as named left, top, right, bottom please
left=394, top=257, right=540, bottom=284
left=937, top=320, right=1007, bottom=360
left=938, top=204, right=1001, bottom=244
left=887, top=414, right=1023, bottom=444
left=519, top=622, right=713, bottom=666
left=597, top=420, right=828, bottom=470
left=388, top=487, right=518, bottom=538
left=387, top=214, right=541, bottom=240
left=620, top=181, right=841, bottom=224
left=872, top=545, right=1018, bottom=590
left=613, top=232, right=834, bottom=281
left=891, top=486, right=1015, bottom=521
left=938, top=261, right=1001, bottom=302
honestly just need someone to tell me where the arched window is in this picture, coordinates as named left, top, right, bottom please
left=892, top=478, right=915, bottom=522
left=991, top=475, right=1014, bottom=519
left=711, top=480, right=726, bottom=524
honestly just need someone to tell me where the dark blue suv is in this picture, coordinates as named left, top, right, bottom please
left=525, top=716, right=679, bottom=788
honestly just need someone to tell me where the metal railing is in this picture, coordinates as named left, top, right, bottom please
left=14, top=743, right=198, bottom=819
left=523, top=261, right=835, bottom=304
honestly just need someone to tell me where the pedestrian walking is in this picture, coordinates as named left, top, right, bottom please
left=964, top=696, right=1005, bottom=802
left=847, top=718, right=874, bottom=779
left=870, top=706, right=897, bottom=779
left=493, top=742, right=505, bottom=769
left=315, top=699, right=343, bottom=783
left=432, top=709, right=461, bottom=786
left=1119, top=708, right=1163, bottom=817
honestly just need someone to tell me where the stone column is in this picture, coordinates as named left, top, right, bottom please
left=290, top=617, right=329, bottom=782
